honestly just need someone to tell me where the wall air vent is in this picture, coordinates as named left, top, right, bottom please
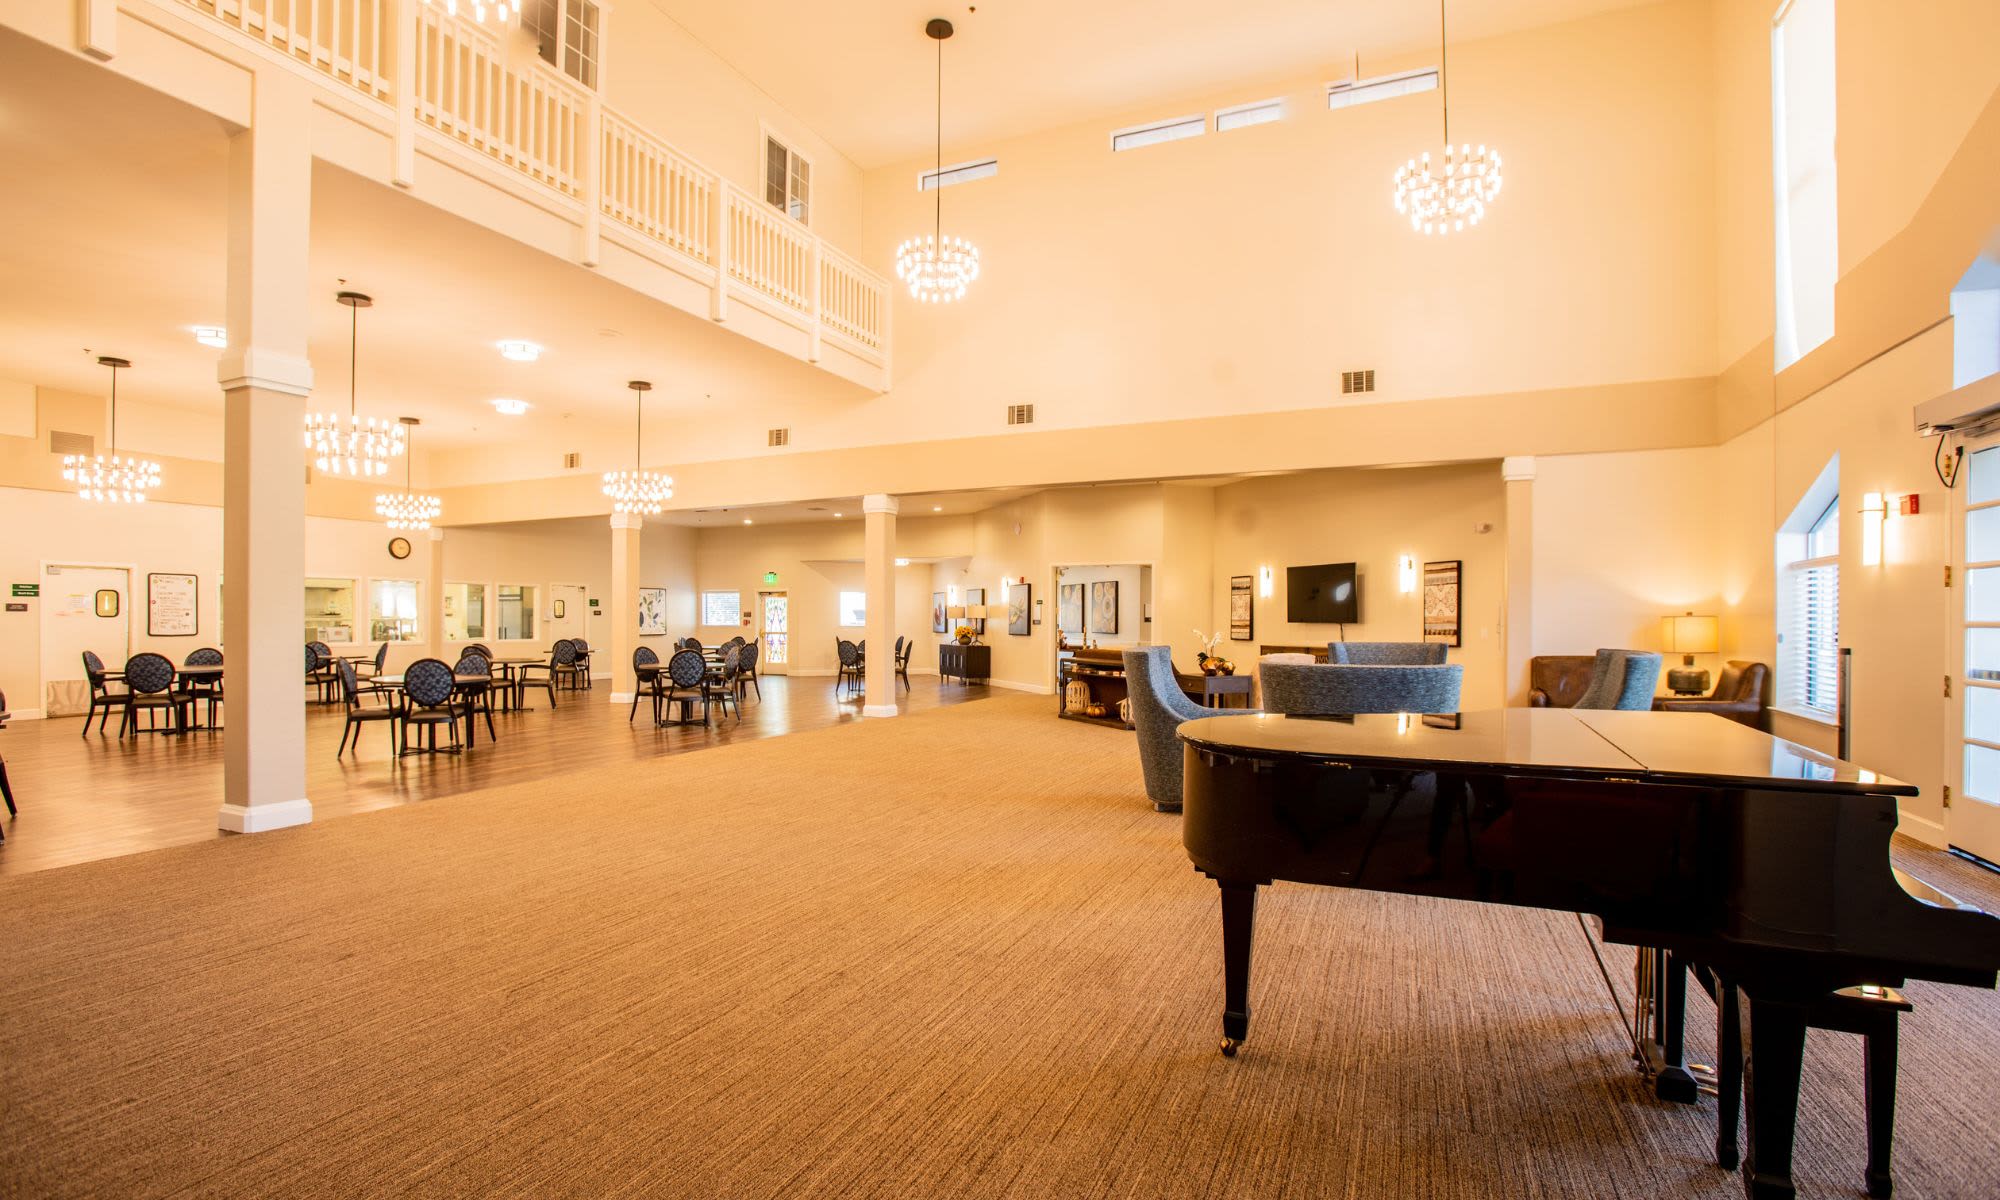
left=563, top=452, right=581, bottom=470
left=1007, top=404, right=1035, bottom=426
left=1341, top=370, right=1376, bottom=395
left=49, top=430, right=92, bottom=456
left=768, top=427, right=790, bottom=447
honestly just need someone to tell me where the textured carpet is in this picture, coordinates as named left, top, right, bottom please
left=3, top=694, right=1999, bottom=1198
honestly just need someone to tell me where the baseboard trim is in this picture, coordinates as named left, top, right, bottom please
left=10, top=707, right=46, bottom=721
left=989, top=679, right=1055, bottom=695
left=608, top=691, right=634, bottom=704
left=217, top=798, right=313, bottom=834
left=1898, top=810, right=1947, bottom=848
left=862, top=704, right=900, bottom=718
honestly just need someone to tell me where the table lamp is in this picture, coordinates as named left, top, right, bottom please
left=1661, top=612, right=1719, bottom=695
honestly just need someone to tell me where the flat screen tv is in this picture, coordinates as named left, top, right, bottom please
left=1288, top=563, right=1359, bottom=624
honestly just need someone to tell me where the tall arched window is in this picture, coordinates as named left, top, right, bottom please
left=1777, top=457, right=1840, bottom=716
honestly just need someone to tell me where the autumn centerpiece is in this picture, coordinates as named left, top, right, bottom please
left=954, top=625, right=977, bottom=646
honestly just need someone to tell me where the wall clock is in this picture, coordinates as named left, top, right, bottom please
left=388, top=536, right=412, bottom=560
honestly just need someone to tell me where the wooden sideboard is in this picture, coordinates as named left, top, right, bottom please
left=1059, top=648, right=1133, bottom=730
left=939, top=642, right=991, bottom=685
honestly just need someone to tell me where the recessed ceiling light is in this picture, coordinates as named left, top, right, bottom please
left=497, top=340, right=542, bottom=362
left=833, top=512, right=843, bottom=518
left=192, top=326, right=227, bottom=348
left=743, top=518, right=754, bottom=525
left=491, top=398, right=530, bottom=416
left=932, top=505, right=943, bottom=512
left=895, top=558, right=911, bottom=567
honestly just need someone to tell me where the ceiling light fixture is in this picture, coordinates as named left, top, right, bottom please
left=602, top=380, right=674, bottom=515
left=423, top=0, right=518, bottom=27
left=64, top=356, right=161, bottom=504
left=375, top=417, right=441, bottom=530
left=932, top=505, right=943, bottom=512
left=497, top=339, right=542, bottom=362
left=895, top=18, right=981, bottom=304
left=305, top=292, right=404, bottom=477
left=491, top=398, right=530, bottom=416
left=743, top=518, right=754, bottom=525
left=192, top=326, right=227, bottom=348
left=1393, top=0, right=1503, bottom=235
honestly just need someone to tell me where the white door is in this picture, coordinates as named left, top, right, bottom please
left=40, top=564, right=131, bottom=716
left=760, top=592, right=789, bottom=675
left=547, top=583, right=588, bottom=647
left=1948, top=434, right=2000, bottom=863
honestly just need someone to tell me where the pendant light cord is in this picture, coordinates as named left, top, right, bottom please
left=349, top=300, right=359, bottom=420
left=933, top=29, right=943, bottom=245
left=1439, top=0, right=1452, bottom=147
left=635, top=390, right=643, bottom=474
left=108, top=363, right=117, bottom=456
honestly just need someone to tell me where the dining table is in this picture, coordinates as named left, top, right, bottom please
left=370, top=671, right=494, bottom=746
left=484, top=656, right=548, bottom=711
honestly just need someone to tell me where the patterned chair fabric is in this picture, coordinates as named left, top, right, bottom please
left=551, top=639, right=579, bottom=667
left=403, top=658, right=456, bottom=709
left=1573, top=650, right=1665, bottom=710
left=308, top=641, right=332, bottom=667
left=185, top=647, right=224, bottom=666
left=633, top=646, right=659, bottom=669
left=305, top=644, right=319, bottom=674
left=666, top=649, right=707, bottom=689
left=1329, top=641, right=1446, bottom=666
left=335, top=658, right=366, bottom=705
left=837, top=640, right=861, bottom=668
left=455, top=652, right=491, bottom=676
left=368, top=642, right=389, bottom=674
left=1123, top=646, right=1244, bottom=812
left=1260, top=663, right=1463, bottom=716
left=123, top=653, right=176, bottom=695
left=82, top=649, right=107, bottom=679
left=466, top=643, right=493, bottom=659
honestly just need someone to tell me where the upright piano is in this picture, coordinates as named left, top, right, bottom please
left=1179, top=708, right=2000, bottom=1200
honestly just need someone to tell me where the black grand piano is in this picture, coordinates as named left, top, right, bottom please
left=1179, top=707, right=2000, bottom=1200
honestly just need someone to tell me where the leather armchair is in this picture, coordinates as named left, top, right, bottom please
left=1651, top=660, right=1770, bottom=730
left=1528, top=655, right=1596, bottom=708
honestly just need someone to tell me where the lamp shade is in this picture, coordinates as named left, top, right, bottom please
left=946, top=605, right=967, bottom=619
left=1661, top=614, right=1719, bottom=655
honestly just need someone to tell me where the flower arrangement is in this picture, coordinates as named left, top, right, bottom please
left=954, top=625, right=977, bottom=645
left=1192, top=629, right=1235, bottom=676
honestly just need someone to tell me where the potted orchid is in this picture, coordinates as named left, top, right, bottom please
left=1192, top=630, right=1235, bottom=676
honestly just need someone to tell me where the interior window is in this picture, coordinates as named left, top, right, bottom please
left=498, top=584, right=538, bottom=641
left=305, top=578, right=357, bottom=644
left=764, top=136, right=811, bottom=225
left=369, top=579, right=421, bottom=642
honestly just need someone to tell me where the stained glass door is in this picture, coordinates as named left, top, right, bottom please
left=760, top=592, right=789, bottom=674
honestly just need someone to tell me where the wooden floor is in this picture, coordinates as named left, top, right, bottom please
left=0, top=672, right=991, bottom=877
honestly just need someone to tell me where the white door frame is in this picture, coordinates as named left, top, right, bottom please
left=547, top=580, right=589, bottom=646
left=758, top=590, right=790, bottom=675
left=35, top=559, right=137, bottom=721
left=1945, top=430, right=2000, bottom=859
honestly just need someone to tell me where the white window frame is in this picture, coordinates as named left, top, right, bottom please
left=761, top=126, right=812, bottom=227
left=1776, top=461, right=1841, bottom=720
left=837, top=590, right=867, bottom=628
left=521, top=0, right=601, bottom=90
left=1326, top=68, right=1439, bottom=112
left=1771, top=0, right=1837, bottom=371
left=367, top=578, right=423, bottom=644
left=305, top=576, right=358, bottom=645
left=1110, top=114, right=1205, bottom=153
left=917, top=157, right=999, bottom=192
left=497, top=583, right=539, bottom=642
left=1215, top=98, right=1285, bottom=133
left=443, top=581, right=487, bottom=642
left=701, top=589, right=743, bottom=629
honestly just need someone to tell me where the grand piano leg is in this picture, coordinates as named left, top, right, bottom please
left=1657, top=951, right=1698, bottom=1103
left=1219, top=879, right=1258, bottom=1057
left=1739, top=987, right=1809, bottom=1200
left=1716, top=980, right=1742, bottom=1170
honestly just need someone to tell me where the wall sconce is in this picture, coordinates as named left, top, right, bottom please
left=1861, top=492, right=1885, bottom=567
left=947, top=585, right=959, bottom=605
left=1000, top=579, right=1011, bottom=602
left=1258, top=565, right=1273, bottom=599
left=1399, top=555, right=1417, bottom=593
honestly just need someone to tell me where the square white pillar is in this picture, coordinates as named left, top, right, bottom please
left=862, top=494, right=899, bottom=717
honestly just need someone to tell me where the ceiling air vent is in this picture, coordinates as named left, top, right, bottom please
left=768, top=427, right=790, bottom=447
left=1341, top=369, right=1376, bottom=395
left=563, top=451, right=581, bottom=470
left=1007, top=404, right=1035, bottom=426
left=49, top=430, right=92, bottom=456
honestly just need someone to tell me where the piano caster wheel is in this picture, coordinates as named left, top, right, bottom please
left=1221, top=1038, right=1239, bottom=1058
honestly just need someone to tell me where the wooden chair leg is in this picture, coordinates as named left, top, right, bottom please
left=0, top=757, right=15, bottom=816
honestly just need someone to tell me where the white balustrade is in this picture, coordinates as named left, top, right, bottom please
left=819, top=247, right=886, bottom=352
left=722, top=183, right=811, bottom=313
left=411, top=5, right=584, bottom=196
left=182, top=0, right=392, bottom=100
left=599, top=109, right=710, bottom=263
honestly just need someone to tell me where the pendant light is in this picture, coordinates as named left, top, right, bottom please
left=375, top=417, right=442, bottom=530
left=1392, top=0, right=1504, bottom=235
left=894, top=18, right=981, bottom=303
left=305, top=291, right=405, bottom=477
left=422, top=0, right=519, bottom=27
left=601, top=380, right=674, bottom=515
left=64, top=356, right=162, bottom=503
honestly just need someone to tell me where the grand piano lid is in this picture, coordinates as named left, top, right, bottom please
left=1177, top=708, right=1917, bottom=795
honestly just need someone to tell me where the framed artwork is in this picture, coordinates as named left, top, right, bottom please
left=1089, top=580, right=1119, bottom=635
left=1229, top=575, right=1254, bottom=641
left=1423, top=560, right=1461, bottom=647
left=637, top=587, right=668, bottom=636
left=147, top=572, right=197, bottom=636
left=1058, top=583, right=1084, bottom=636
left=967, top=587, right=986, bottom=633
left=1008, top=584, right=1031, bottom=636
left=932, top=591, right=947, bottom=634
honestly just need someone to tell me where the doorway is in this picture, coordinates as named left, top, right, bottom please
left=547, top=582, right=588, bottom=647
left=759, top=591, right=789, bottom=674
left=1949, top=433, right=2000, bottom=864
left=39, top=562, right=132, bottom=716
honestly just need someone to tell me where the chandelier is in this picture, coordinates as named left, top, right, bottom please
left=64, top=356, right=162, bottom=504
left=1392, top=0, right=1504, bottom=235
left=602, top=380, right=674, bottom=515
left=894, top=18, right=981, bottom=304
left=305, top=292, right=404, bottom=477
left=424, top=0, right=519, bottom=26
left=375, top=417, right=442, bottom=530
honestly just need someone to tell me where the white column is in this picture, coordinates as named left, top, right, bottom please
left=426, top=528, right=445, bottom=656
left=218, top=69, right=316, bottom=834
left=1501, top=455, right=1536, bottom=707
left=80, top=0, right=117, bottom=59
left=390, top=0, right=415, bottom=187
left=608, top=510, right=643, bottom=704
left=862, top=493, right=899, bottom=717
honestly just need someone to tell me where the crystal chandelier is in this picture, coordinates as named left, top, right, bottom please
left=64, top=356, right=162, bottom=504
left=375, top=417, right=442, bottom=530
left=305, top=292, right=404, bottom=477
left=425, top=0, right=519, bottom=26
left=602, top=380, right=674, bottom=515
left=895, top=18, right=981, bottom=304
left=1393, top=0, right=1504, bottom=235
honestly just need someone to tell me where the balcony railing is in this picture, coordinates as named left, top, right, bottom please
left=170, top=0, right=890, bottom=369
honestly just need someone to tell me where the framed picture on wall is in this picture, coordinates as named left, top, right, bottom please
left=932, top=592, right=947, bottom=634
left=966, top=587, right=986, bottom=634
left=1089, top=580, right=1119, bottom=635
left=147, top=572, right=198, bottom=637
left=1008, top=584, right=1031, bottom=636
left=1229, top=575, right=1254, bottom=641
left=1058, top=583, right=1084, bottom=636
left=637, top=588, right=668, bottom=636
left=1423, top=560, right=1461, bottom=646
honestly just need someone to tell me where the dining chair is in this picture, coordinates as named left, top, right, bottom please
left=0, top=688, right=15, bottom=836
left=661, top=648, right=708, bottom=725
left=682, top=636, right=703, bottom=653
left=80, top=650, right=125, bottom=737
left=466, top=643, right=493, bottom=660
left=120, top=652, right=187, bottom=737
left=181, top=646, right=225, bottom=730
left=835, top=639, right=863, bottom=698
left=555, top=638, right=589, bottom=692
left=516, top=639, right=574, bottom=710
left=630, top=646, right=663, bottom=723
left=735, top=639, right=761, bottom=702
left=335, top=659, right=403, bottom=759
left=703, top=644, right=742, bottom=722
left=398, top=657, right=462, bottom=755
left=453, top=651, right=498, bottom=743
left=895, top=638, right=914, bottom=690
left=306, top=641, right=339, bottom=704
left=570, top=637, right=592, bottom=690
left=355, top=642, right=390, bottom=681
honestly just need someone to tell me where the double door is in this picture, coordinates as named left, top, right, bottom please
left=1948, top=435, right=2000, bottom=862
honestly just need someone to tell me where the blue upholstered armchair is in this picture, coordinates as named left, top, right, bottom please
left=1329, top=641, right=1446, bottom=665
left=1573, top=649, right=1664, bottom=710
left=1123, top=646, right=1253, bottom=813
left=1261, top=663, right=1463, bottom=715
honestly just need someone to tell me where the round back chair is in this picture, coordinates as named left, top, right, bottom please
left=634, top=645, right=659, bottom=670
left=335, top=658, right=364, bottom=704
left=666, top=648, right=707, bottom=689
left=82, top=649, right=108, bottom=680
left=455, top=651, right=491, bottom=677
left=683, top=637, right=703, bottom=652
left=571, top=637, right=589, bottom=653
left=371, top=642, right=389, bottom=672
left=837, top=640, right=860, bottom=668
left=739, top=641, right=759, bottom=673
left=123, top=652, right=176, bottom=695
left=185, top=647, right=223, bottom=667
left=551, top=639, right=578, bottom=667
left=466, top=643, right=493, bottom=659
left=308, top=640, right=332, bottom=667
left=305, top=644, right=318, bottom=674
left=403, top=658, right=456, bottom=710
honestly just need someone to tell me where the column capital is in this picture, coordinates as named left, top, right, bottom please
left=1500, top=455, right=1537, bottom=482
left=609, top=510, right=645, bottom=530
left=428, top=527, right=446, bottom=542
left=862, top=493, right=899, bottom=516
left=218, top=348, right=314, bottom=397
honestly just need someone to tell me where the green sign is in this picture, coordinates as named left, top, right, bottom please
left=763, top=571, right=779, bottom=585
left=11, top=584, right=37, bottom=597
